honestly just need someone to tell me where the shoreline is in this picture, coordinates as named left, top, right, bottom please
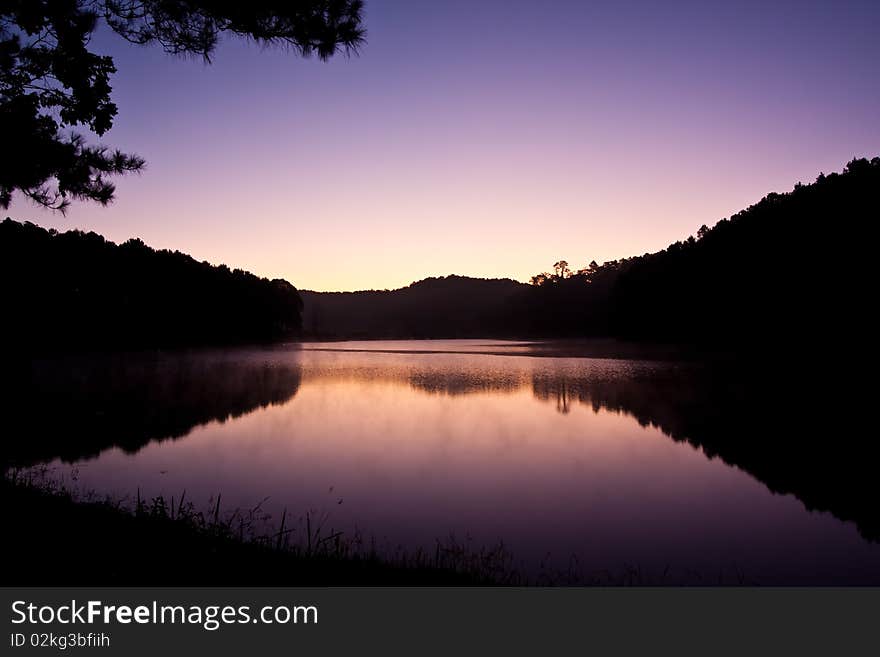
left=2, top=476, right=506, bottom=586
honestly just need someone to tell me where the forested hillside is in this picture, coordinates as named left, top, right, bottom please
left=512, top=157, right=878, bottom=345
left=1, top=220, right=303, bottom=350
left=6, top=158, right=874, bottom=349
left=301, top=275, right=525, bottom=338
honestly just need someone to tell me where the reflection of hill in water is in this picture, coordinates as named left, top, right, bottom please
left=531, top=367, right=878, bottom=542
left=9, top=351, right=875, bottom=542
left=304, top=361, right=877, bottom=541
left=408, top=370, right=524, bottom=396
left=5, top=351, right=302, bottom=467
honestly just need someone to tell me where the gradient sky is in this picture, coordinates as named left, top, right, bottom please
left=13, top=0, right=880, bottom=291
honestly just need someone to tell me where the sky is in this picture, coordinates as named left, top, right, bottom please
left=12, top=0, right=880, bottom=291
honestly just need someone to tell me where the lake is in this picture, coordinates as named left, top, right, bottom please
left=12, top=340, right=880, bottom=584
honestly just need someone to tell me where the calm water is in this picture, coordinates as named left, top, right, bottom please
left=18, top=340, right=880, bottom=583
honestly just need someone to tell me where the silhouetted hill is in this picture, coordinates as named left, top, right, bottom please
left=301, top=275, right=526, bottom=338
left=305, top=158, right=877, bottom=343
left=0, top=219, right=303, bottom=350
left=513, top=157, right=878, bottom=347
left=5, top=158, right=874, bottom=348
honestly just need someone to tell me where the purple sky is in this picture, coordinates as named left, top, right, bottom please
left=14, top=0, right=880, bottom=291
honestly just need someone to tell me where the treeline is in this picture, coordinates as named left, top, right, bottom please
left=511, top=157, right=879, bottom=345
left=5, top=157, right=874, bottom=348
left=299, top=158, right=877, bottom=345
left=301, top=275, right=525, bottom=338
left=0, top=219, right=303, bottom=350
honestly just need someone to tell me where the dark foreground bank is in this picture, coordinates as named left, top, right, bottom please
left=2, top=477, right=505, bottom=586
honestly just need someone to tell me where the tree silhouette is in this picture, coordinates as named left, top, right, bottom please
left=553, top=260, right=570, bottom=280
left=0, top=1, right=365, bottom=212
left=516, top=157, right=879, bottom=344
left=529, top=272, right=551, bottom=286
left=576, top=260, right=599, bottom=278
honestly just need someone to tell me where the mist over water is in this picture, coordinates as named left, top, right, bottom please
left=16, top=341, right=880, bottom=584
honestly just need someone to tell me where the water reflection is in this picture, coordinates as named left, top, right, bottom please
left=5, top=349, right=302, bottom=466
left=8, top=341, right=879, bottom=583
